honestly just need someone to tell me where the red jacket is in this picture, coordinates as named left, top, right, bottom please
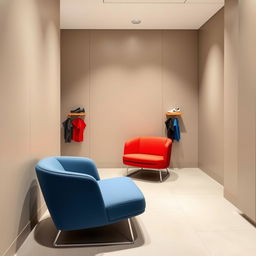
left=72, top=118, right=86, bottom=142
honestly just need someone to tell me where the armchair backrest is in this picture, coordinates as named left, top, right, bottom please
left=139, top=137, right=171, bottom=156
left=35, top=157, right=108, bottom=231
left=125, top=137, right=172, bottom=155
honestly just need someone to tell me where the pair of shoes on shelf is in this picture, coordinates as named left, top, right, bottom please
left=168, top=107, right=181, bottom=113
left=71, top=107, right=85, bottom=113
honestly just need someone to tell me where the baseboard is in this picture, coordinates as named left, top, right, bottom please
left=171, top=162, right=198, bottom=169
left=240, top=213, right=256, bottom=227
left=3, top=204, right=47, bottom=256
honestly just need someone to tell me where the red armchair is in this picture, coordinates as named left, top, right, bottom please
left=123, top=137, right=172, bottom=182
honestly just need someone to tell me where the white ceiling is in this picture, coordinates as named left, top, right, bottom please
left=60, top=0, right=224, bottom=29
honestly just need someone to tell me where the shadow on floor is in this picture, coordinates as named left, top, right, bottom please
left=127, top=169, right=178, bottom=183
left=34, top=217, right=146, bottom=254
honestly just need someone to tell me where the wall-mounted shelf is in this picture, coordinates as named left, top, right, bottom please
left=67, top=113, right=86, bottom=116
left=166, top=112, right=183, bottom=116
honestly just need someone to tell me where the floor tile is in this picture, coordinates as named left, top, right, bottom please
left=197, top=229, right=256, bottom=256
left=176, top=195, right=253, bottom=231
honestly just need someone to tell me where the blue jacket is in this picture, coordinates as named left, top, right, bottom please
left=165, top=118, right=180, bottom=142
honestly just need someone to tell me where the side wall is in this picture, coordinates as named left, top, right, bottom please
left=237, top=0, right=256, bottom=221
left=61, top=30, right=198, bottom=168
left=198, top=9, right=224, bottom=184
left=224, top=0, right=239, bottom=206
left=0, top=0, right=60, bottom=255
left=224, top=0, right=256, bottom=222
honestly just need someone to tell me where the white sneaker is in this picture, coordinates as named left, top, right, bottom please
left=168, top=107, right=181, bottom=113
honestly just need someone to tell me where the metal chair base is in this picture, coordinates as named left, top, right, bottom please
left=127, top=167, right=170, bottom=182
left=53, top=218, right=135, bottom=248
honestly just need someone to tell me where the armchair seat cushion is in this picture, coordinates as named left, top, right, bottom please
left=123, top=137, right=172, bottom=170
left=98, top=177, right=145, bottom=222
left=123, top=154, right=164, bottom=165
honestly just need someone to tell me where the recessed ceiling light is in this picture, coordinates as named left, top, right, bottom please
left=131, top=19, right=141, bottom=25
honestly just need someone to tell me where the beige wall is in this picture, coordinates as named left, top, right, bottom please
left=237, top=0, right=256, bottom=221
left=0, top=0, right=60, bottom=255
left=224, top=0, right=239, bottom=206
left=61, top=30, right=198, bottom=168
left=224, top=0, right=256, bottom=222
left=198, top=9, right=224, bottom=184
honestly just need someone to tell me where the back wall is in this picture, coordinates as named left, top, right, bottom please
left=61, top=30, right=198, bottom=168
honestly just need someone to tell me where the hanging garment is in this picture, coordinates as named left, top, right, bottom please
left=165, top=118, right=180, bottom=142
left=172, top=118, right=180, bottom=141
left=165, top=118, right=174, bottom=140
left=62, top=118, right=73, bottom=143
left=72, top=118, right=86, bottom=142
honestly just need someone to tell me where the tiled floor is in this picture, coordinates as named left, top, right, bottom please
left=16, top=168, right=256, bottom=256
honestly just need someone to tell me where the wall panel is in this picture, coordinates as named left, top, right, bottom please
left=0, top=1, right=60, bottom=255
left=163, top=31, right=198, bottom=168
left=198, top=9, right=224, bottom=183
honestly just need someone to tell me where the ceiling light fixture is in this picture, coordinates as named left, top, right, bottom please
left=131, top=19, right=141, bottom=25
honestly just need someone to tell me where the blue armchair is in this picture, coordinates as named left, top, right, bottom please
left=35, top=156, right=146, bottom=247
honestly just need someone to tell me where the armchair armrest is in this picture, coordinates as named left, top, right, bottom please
left=56, top=156, right=100, bottom=180
left=36, top=168, right=108, bottom=230
left=124, top=138, right=140, bottom=155
left=163, top=139, right=172, bottom=164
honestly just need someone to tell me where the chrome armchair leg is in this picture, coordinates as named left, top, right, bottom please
left=127, top=218, right=135, bottom=243
left=127, top=166, right=169, bottom=182
left=53, top=218, right=135, bottom=247
left=159, top=170, right=163, bottom=182
left=53, top=230, right=61, bottom=247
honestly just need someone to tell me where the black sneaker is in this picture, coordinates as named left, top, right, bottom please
left=71, top=107, right=81, bottom=113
